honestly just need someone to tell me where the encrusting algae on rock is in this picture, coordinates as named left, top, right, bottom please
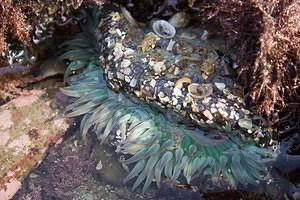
left=0, top=90, right=70, bottom=200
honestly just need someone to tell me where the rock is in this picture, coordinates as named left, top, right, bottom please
left=0, top=90, right=70, bottom=200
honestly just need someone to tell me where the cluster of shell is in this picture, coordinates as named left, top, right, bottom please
left=99, top=7, right=274, bottom=146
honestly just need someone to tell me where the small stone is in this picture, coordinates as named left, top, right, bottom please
left=172, top=98, right=178, bottom=105
left=125, top=76, right=130, bottom=83
left=123, top=67, right=132, bottom=75
left=216, top=102, right=226, bottom=109
left=116, top=72, right=124, bottom=80
left=107, top=72, right=113, bottom=80
left=175, top=104, right=182, bottom=110
left=121, top=59, right=131, bottom=68
left=150, top=79, right=156, bottom=88
left=158, top=91, right=165, bottom=98
left=96, top=160, right=103, bottom=170
left=173, top=87, right=182, bottom=97
left=202, top=97, right=211, bottom=104
left=203, top=110, right=214, bottom=120
left=113, top=43, right=124, bottom=61
left=149, top=60, right=166, bottom=74
left=141, top=58, right=148, bottom=63
left=129, top=78, right=137, bottom=87
left=201, top=30, right=209, bottom=40
left=107, top=55, right=113, bottom=61
left=238, top=118, right=253, bottom=130
left=174, top=67, right=180, bottom=75
left=124, top=48, right=135, bottom=57
left=161, top=96, right=170, bottom=104
left=116, top=28, right=122, bottom=37
left=210, top=107, right=217, bottom=113
left=214, top=82, right=226, bottom=91
left=218, top=108, right=228, bottom=118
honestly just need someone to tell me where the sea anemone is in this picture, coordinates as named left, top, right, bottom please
left=60, top=6, right=276, bottom=193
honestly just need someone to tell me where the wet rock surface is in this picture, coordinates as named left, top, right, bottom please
left=0, top=89, right=70, bottom=200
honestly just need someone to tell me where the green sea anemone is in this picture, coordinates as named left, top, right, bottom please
left=60, top=6, right=276, bottom=193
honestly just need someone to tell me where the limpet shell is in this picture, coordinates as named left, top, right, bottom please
left=152, top=20, right=176, bottom=39
left=188, top=83, right=213, bottom=99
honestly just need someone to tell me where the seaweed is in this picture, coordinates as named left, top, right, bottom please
left=188, top=0, right=300, bottom=123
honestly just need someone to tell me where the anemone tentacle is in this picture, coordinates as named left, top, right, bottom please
left=60, top=6, right=276, bottom=192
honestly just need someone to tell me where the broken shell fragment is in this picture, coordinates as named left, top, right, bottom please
left=168, top=12, right=190, bottom=28
left=188, top=83, right=213, bottom=99
left=175, top=77, right=192, bottom=88
left=238, top=118, right=253, bottom=130
left=138, top=32, right=160, bottom=52
left=152, top=20, right=176, bottom=39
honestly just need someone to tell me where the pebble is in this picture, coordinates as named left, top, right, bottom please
left=149, top=60, right=166, bottom=74
left=125, top=75, right=130, bottom=83
left=214, top=82, right=226, bottom=91
left=158, top=91, right=165, bottom=98
left=150, top=79, right=156, bottom=88
left=238, top=118, right=253, bottom=130
left=96, top=160, right=103, bottom=170
left=120, top=59, right=131, bottom=68
left=129, top=78, right=137, bottom=87
left=172, top=98, right=178, bottom=105
left=203, top=110, right=214, bottom=120
left=211, top=107, right=217, bottom=113
left=173, top=67, right=180, bottom=75
left=218, top=108, right=228, bottom=118
left=175, top=104, right=182, bottom=110
left=216, top=102, right=226, bottom=108
left=124, top=48, right=135, bottom=57
left=123, top=67, right=132, bottom=75
left=201, top=30, right=209, bottom=40
left=173, top=87, right=183, bottom=97
left=116, top=72, right=124, bottom=80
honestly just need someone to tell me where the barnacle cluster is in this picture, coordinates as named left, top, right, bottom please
left=60, top=6, right=277, bottom=193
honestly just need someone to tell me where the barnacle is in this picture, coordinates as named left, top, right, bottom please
left=60, top=6, right=276, bottom=193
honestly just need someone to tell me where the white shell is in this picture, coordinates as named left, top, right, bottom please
left=152, top=20, right=176, bottom=39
